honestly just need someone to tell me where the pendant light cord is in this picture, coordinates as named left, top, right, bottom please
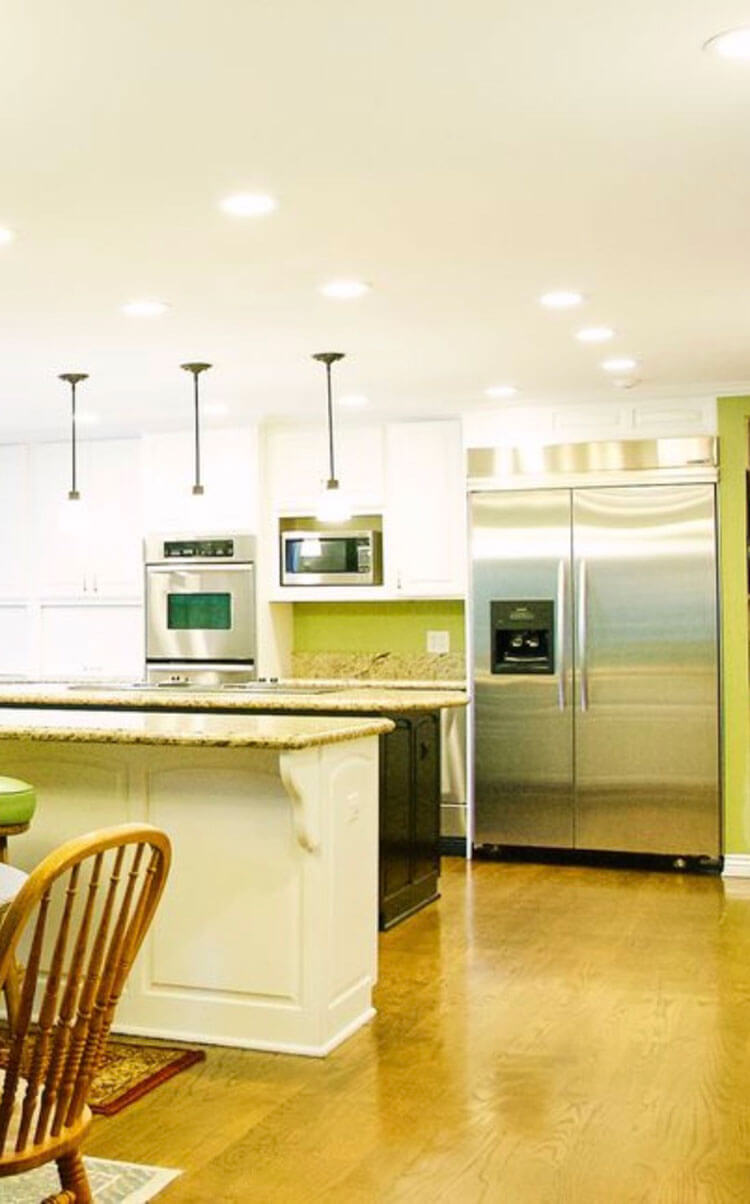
left=193, top=372, right=201, bottom=494
left=70, top=382, right=77, bottom=498
left=59, top=372, right=87, bottom=500
left=325, top=360, right=337, bottom=484
left=181, top=362, right=211, bottom=496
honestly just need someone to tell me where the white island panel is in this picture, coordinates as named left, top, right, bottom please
left=0, top=716, right=385, bottom=1056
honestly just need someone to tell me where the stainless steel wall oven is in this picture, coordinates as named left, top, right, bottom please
left=144, top=533, right=256, bottom=684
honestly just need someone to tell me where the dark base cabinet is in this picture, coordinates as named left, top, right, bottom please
left=379, top=711, right=441, bottom=930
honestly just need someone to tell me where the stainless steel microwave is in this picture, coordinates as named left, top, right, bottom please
left=280, top=530, right=382, bottom=586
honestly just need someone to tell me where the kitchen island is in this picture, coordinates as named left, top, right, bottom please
left=0, top=707, right=393, bottom=1055
left=0, top=680, right=469, bottom=928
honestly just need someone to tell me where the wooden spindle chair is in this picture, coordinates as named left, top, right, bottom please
left=0, top=823, right=171, bottom=1204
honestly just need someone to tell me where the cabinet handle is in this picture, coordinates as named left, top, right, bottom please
left=419, top=741, right=429, bottom=760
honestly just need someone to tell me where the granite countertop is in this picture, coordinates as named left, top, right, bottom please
left=0, top=707, right=394, bottom=750
left=0, top=681, right=469, bottom=714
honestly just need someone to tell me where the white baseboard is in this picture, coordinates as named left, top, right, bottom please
left=722, top=854, right=750, bottom=878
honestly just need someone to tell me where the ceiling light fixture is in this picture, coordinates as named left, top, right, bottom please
left=576, top=326, right=615, bottom=343
left=121, top=299, right=169, bottom=317
left=539, top=290, right=584, bottom=309
left=220, top=193, right=277, bottom=217
left=319, top=280, right=371, bottom=300
left=312, top=351, right=352, bottom=523
left=485, top=385, right=518, bottom=399
left=58, top=372, right=89, bottom=500
left=704, top=27, right=750, bottom=59
left=180, top=362, right=212, bottom=495
left=602, top=356, right=638, bottom=373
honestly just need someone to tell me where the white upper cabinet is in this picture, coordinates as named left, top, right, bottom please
left=0, top=445, right=31, bottom=597
left=31, top=438, right=144, bottom=598
left=384, top=420, right=466, bottom=597
left=263, top=419, right=466, bottom=600
left=142, top=426, right=258, bottom=535
left=264, top=424, right=384, bottom=513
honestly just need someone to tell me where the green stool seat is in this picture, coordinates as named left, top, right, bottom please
left=0, top=777, right=36, bottom=828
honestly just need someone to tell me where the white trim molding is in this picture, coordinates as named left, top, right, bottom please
left=722, top=854, right=750, bottom=878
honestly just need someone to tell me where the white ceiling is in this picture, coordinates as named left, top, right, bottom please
left=2, top=0, right=750, bottom=439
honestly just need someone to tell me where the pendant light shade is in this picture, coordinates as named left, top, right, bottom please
left=181, top=362, right=212, bottom=495
left=58, top=372, right=89, bottom=500
left=312, top=351, right=351, bottom=523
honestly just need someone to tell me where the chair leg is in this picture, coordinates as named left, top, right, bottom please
left=40, top=1192, right=76, bottom=1204
left=56, top=1149, right=93, bottom=1204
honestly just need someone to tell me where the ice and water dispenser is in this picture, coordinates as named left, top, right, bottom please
left=490, top=600, right=555, bottom=675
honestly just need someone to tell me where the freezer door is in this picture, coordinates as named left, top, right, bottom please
left=471, top=490, right=574, bottom=847
left=572, top=484, right=720, bottom=857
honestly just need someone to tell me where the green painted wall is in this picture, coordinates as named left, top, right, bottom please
left=718, top=396, right=750, bottom=854
left=293, top=601, right=465, bottom=653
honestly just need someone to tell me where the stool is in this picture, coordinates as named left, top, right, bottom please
left=0, top=776, right=36, bottom=1028
left=0, top=776, right=36, bottom=863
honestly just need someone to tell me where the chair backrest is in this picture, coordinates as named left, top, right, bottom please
left=0, top=824, right=171, bottom=1157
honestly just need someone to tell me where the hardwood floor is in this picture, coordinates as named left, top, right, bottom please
left=86, top=858, right=750, bottom=1202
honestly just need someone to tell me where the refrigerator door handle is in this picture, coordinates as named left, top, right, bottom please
left=556, top=558, right=566, bottom=711
left=577, top=558, right=588, bottom=712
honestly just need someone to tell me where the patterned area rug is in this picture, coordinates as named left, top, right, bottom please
left=5, top=1156, right=181, bottom=1203
left=0, top=1037, right=206, bottom=1116
left=86, top=1039, right=206, bottom=1115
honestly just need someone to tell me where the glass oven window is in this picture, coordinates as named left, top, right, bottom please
left=167, top=592, right=232, bottom=630
left=287, top=538, right=357, bottom=574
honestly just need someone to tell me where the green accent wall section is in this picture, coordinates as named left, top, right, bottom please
left=718, top=396, right=750, bottom=854
left=293, top=601, right=465, bottom=653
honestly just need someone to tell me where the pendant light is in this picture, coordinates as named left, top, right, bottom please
left=312, top=351, right=351, bottom=523
left=58, top=372, right=89, bottom=500
left=180, top=362, right=212, bottom=495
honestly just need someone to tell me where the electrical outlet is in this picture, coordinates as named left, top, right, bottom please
left=426, top=630, right=450, bottom=654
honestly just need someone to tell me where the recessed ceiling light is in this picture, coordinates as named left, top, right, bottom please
left=539, top=290, right=584, bottom=309
left=0, top=228, right=15, bottom=245
left=576, top=326, right=615, bottom=343
left=602, top=356, right=638, bottom=373
left=704, top=27, right=750, bottom=59
left=220, top=193, right=277, bottom=217
left=485, top=385, right=518, bottom=398
left=339, top=394, right=370, bottom=408
left=121, top=299, right=169, bottom=317
left=319, top=280, right=371, bottom=300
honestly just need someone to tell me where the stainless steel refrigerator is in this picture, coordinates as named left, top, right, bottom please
left=470, top=483, right=721, bottom=859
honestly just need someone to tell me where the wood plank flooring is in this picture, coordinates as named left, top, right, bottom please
left=85, top=858, right=750, bottom=1202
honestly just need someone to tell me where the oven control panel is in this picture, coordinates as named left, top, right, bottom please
left=144, top=532, right=256, bottom=566
left=163, top=538, right=234, bottom=559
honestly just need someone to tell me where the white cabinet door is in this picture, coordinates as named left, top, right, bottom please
left=384, top=420, right=466, bottom=597
left=32, top=439, right=143, bottom=597
left=0, top=604, right=34, bottom=677
left=31, top=441, right=89, bottom=595
left=264, top=424, right=384, bottom=513
left=0, top=445, right=31, bottom=597
left=39, top=602, right=144, bottom=679
left=142, top=427, right=258, bottom=535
